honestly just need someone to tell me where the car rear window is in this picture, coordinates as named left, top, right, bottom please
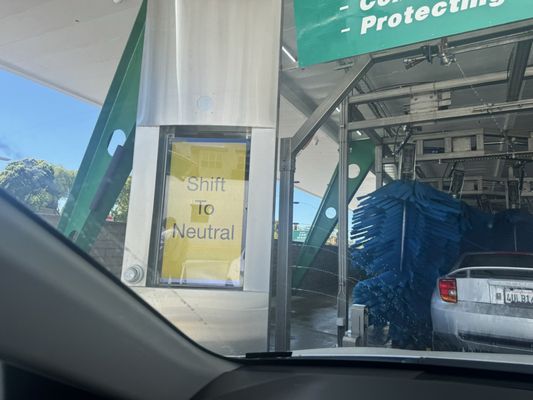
left=469, top=269, right=533, bottom=279
left=461, top=254, right=533, bottom=268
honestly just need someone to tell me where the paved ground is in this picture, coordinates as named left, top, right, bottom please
left=291, top=295, right=338, bottom=350
left=290, top=294, right=390, bottom=351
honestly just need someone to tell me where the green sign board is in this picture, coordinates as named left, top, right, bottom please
left=293, top=228, right=310, bottom=242
left=294, top=0, right=533, bottom=67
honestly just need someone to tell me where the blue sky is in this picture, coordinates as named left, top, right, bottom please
left=0, top=69, right=100, bottom=171
left=274, top=183, right=322, bottom=227
left=0, top=68, right=324, bottom=225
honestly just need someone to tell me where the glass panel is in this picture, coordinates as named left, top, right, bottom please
left=462, top=254, right=533, bottom=268
left=157, top=136, right=249, bottom=288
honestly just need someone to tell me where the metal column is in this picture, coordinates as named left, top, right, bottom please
left=502, top=40, right=532, bottom=139
left=275, top=138, right=295, bottom=352
left=274, top=55, right=373, bottom=351
left=492, top=40, right=532, bottom=188
left=337, top=98, right=349, bottom=346
left=375, top=145, right=384, bottom=189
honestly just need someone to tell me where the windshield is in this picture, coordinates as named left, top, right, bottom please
left=3, top=0, right=533, bottom=370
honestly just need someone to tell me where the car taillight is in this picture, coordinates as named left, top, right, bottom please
left=439, top=278, right=457, bottom=303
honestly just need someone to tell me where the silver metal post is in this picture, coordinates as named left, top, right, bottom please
left=275, top=138, right=295, bottom=352
left=337, top=99, right=349, bottom=346
left=492, top=41, right=532, bottom=184
left=375, top=145, right=384, bottom=189
left=275, top=56, right=374, bottom=351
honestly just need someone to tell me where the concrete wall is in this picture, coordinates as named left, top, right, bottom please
left=38, top=213, right=126, bottom=279
left=89, top=222, right=127, bottom=278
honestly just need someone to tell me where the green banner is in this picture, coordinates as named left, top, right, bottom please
left=294, top=0, right=533, bottom=67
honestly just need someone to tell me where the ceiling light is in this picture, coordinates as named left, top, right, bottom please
left=281, top=46, right=297, bottom=63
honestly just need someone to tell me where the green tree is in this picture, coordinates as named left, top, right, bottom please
left=0, top=158, right=76, bottom=213
left=53, top=165, right=76, bottom=199
left=110, top=176, right=131, bottom=222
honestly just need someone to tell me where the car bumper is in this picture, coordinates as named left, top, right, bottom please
left=431, top=296, right=533, bottom=354
left=432, top=332, right=533, bottom=354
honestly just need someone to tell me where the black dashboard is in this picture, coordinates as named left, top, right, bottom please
left=193, top=361, right=533, bottom=400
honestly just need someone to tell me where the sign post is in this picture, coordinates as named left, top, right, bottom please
left=294, top=0, right=533, bottom=67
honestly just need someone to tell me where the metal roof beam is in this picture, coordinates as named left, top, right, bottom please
left=290, top=55, right=374, bottom=156
left=349, top=106, right=382, bottom=143
left=348, top=67, right=533, bottom=106
left=280, top=74, right=340, bottom=143
left=347, top=99, right=533, bottom=131
left=373, top=26, right=533, bottom=63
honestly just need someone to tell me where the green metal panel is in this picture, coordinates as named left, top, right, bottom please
left=57, top=0, right=146, bottom=251
left=293, top=139, right=374, bottom=287
left=294, top=0, right=532, bottom=66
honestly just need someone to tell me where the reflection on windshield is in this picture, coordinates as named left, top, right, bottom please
left=3, top=0, right=533, bottom=368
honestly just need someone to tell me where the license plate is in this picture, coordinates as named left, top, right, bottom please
left=504, top=288, right=533, bottom=306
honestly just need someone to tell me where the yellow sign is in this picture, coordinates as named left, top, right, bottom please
left=160, top=138, right=247, bottom=287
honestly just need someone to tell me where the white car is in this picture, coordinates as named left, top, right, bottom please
left=431, top=252, right=533, bottom=354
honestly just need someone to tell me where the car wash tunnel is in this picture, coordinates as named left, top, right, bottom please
left=5, top=0, right=533, bottom=356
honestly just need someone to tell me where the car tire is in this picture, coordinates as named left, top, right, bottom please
left=432, top=333, right=456, bottom=351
